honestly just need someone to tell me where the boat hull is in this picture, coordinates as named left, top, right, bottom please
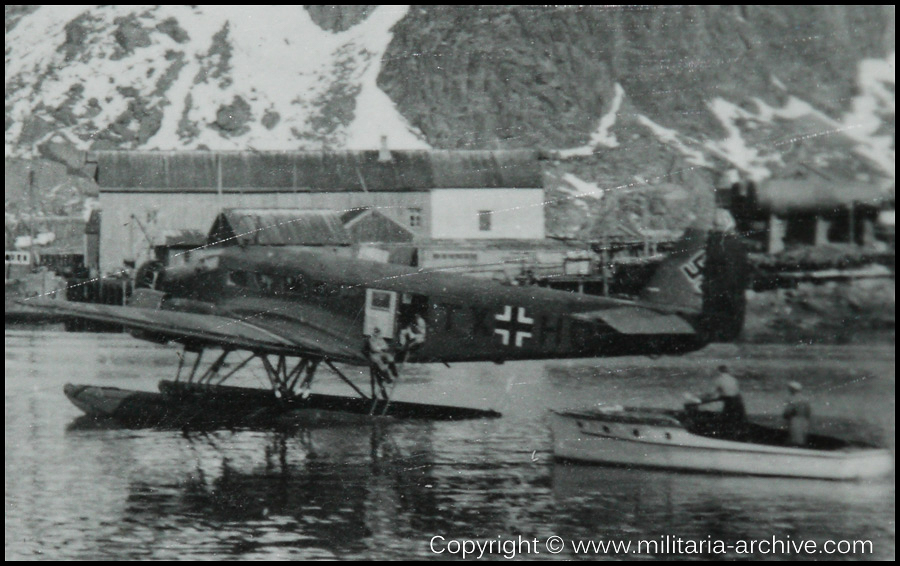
left=64, top=381, right=500, bottom=428
left=550, top=410, right=893, bottom=481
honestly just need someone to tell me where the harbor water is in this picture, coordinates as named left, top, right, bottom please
left=5, top=330, right=895, bottom=560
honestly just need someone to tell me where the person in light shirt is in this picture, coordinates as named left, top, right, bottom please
left=699, top=365, right=747, bottom=437
left=363, top=327, right=398, bottom=386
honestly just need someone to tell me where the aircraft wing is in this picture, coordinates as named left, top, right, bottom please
left=571, top=306, right=696, bottom=335
left=20, top=299, right=367, bottom=364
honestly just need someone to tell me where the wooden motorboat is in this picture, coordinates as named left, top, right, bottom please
left=550, top=405, right=892, bottom=481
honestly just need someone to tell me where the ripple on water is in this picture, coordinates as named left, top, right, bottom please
left=5, top=331, right=895, bottom=560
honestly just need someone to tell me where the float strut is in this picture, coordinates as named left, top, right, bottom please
left=214, top=354, right=255, bottom=386
left=323, top=360, right=370, bottom=400
left=187, top=350, right=204, bottom=383
left=197, top=350, right=231, bottom=385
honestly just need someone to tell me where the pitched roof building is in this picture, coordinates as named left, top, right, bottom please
left=90, top=150, right=546, bottom=273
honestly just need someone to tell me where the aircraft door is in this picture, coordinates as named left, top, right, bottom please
left=364, top=289, right=398, bottom=338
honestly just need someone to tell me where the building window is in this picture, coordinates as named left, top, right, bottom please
left=408, top=207, right=422, bottom=228
left=478, top=210, right=492, bottom=232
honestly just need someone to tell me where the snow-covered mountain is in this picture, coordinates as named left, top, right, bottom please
left=6, top=5, right=428, bottom=153
left=5, top=5, right=895, bottom=239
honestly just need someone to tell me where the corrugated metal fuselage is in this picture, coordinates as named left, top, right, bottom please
left=156, top=246, right=705, bottom=365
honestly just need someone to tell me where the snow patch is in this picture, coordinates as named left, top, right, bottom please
left=557, top=83, right=625, bottom=157
left=341, top=6, right=429, bottom=149
left=82, top=197, right=101, bottom=222
left=704, top=53, right=894, bottom=182
left=554, top=146, right=594, bottom=159
left=560, top=173, right=605, bottom=201
left=6, top=5, right=428, bottom=154
left=704, top=98, right=779, bottom=181
left=590, top=83, right=625, bottom=149
left=636, top=115, right=712, bottom=169
left=842, top=53, right=894, bottom=179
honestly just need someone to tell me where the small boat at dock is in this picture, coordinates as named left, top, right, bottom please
left=550, top=406, right=892, bottom=481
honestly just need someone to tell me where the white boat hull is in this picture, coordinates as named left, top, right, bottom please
left=550, top=410, right=893, bottom=481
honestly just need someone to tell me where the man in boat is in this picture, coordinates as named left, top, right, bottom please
left=694, top=365, right=747, bottom=438
left=783, top=381, right=812, bottom=446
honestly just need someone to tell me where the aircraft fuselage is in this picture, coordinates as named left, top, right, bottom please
left=154, top=246, right=706, bottom=365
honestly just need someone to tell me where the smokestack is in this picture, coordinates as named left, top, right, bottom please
left=378, top=135, right=392, bottom=162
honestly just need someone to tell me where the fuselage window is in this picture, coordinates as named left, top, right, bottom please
left=286, top=275, right=306, bottom=294
left=271, top=275, right=289, bottom=294
left=434, top=303, right=458, bottom=330
left=312, top=281, right=331, bottom=296
left=226, top=270, right=254, bottom=288
left=256, top=273, right=275, bottom=293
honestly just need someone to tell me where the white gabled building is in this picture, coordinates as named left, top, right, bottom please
left=90, top=150, right=546, bottom=274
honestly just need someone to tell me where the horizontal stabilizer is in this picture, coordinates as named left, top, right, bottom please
left=572, top=307, right=696, bottom=335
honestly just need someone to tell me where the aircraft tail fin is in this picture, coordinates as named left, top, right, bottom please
left=639, top=228, right=747, bottom=342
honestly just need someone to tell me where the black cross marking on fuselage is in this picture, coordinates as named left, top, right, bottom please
left=494, top=305, right=533, bottom=347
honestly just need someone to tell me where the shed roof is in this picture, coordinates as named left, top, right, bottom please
left=7, top=216, right=85, bottom=255
left=208, top=209, right=352, bottom=247
left=339, top=207, right=371, bottom=225
left=156, top=229, right=207, bottom=248
left=757, top=179, right=890, bottom=213
left=89, top=150, right=544, bottom=192
left=340, top=207, right=415, bottom=244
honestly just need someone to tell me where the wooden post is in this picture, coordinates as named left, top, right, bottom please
left=601, top=250, right=609, bottom=297
left=767, top=214, right=785, bottom=254
left=814, top=215, right=831, bottom=246
left=861, top=217, right=875, bottom=246
left=601, top=236, right=609, bottom=297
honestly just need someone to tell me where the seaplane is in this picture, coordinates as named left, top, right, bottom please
left=23, top=228, right=747, bottom=427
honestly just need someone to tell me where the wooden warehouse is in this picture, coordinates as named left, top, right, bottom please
left=90, top=150, right=546, bottom=274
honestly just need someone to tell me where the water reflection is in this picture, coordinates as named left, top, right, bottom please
left=72, top=422, right=438, bottom=558
left=66, top=419, right=558, bottom=559
left=552, top=463, right=895, bottom=559
left=6, top=331, right=895, bottom=560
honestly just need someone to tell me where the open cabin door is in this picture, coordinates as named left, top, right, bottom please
left=364, top=289, right=398, bottom=338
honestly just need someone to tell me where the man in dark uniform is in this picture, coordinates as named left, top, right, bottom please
left=783, top=381, right=812, bottom=446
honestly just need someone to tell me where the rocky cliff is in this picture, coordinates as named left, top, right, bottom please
left=5, top=5, right=895, bottom=238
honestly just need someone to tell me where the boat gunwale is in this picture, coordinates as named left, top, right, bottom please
left=570, top=425, right=890, bottom=460
left=550, top=408, right=888, bottom=453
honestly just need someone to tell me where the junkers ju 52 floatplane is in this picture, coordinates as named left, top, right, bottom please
left=25, top=229, right=746, bottom=427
